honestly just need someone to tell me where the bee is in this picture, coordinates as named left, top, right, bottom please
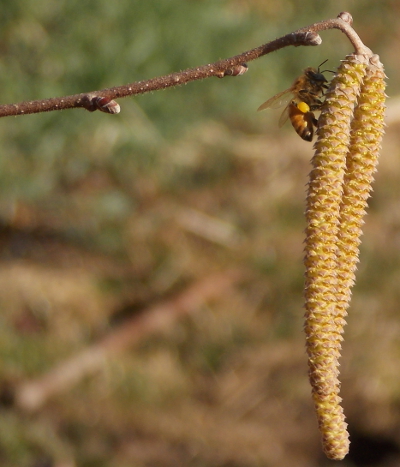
left=286, top=100, right=317, bottom=142
left=257, top=61, right=331, bottom=141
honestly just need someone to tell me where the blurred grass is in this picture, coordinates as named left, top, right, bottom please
left=1, top=0, right=400, bottom=466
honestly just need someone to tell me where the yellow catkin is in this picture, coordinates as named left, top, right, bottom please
left=335, top=55, right=386, bottom=319
left=304, top=54, right=367, bottom=460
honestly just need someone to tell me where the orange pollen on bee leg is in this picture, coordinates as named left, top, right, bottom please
left=297, top=101, right=311, bottom=113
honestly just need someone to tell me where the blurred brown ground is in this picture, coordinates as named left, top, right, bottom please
left=1, top=1, right=400, bottom=466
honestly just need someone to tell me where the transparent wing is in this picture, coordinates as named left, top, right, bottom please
left=278, top=102, right=291, bottom=128
left=257, top=88, right=293, bottom=111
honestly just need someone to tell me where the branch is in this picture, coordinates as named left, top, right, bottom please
left=0, top=11, right=366, bottom=118
left=12, top=269, right=246, bottom=412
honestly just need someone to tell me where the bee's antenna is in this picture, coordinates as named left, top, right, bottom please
left=318, top=59, right=329, bottom=70
left=318, top=60, right=335, bottom=75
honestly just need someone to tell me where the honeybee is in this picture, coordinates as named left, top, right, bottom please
left=258, top=61, right=330, bottom=141
left=286, top=101, right=317, bottom=142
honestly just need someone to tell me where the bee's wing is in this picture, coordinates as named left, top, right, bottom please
left=278, top=102, right=291, bottom=128
left=257, top=88, right=293, bottom=111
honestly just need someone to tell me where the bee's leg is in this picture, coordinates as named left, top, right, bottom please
left=320, top=84, right=329, bottom=98
left=298, top=89, right=309, bottom=100
left=309, top=99, right=324, bottom=111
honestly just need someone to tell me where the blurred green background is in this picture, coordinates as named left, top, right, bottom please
left=1, top=1, right=400, bottom=466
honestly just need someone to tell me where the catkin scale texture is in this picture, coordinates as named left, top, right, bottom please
left=304, top=54, right=386, bottom=460
left=304, top=55, right=368, bottom=460
left=335, top=58, right=386, bottom=324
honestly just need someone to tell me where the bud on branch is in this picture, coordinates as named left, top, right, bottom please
left=0, top=12, right=370, bottom=119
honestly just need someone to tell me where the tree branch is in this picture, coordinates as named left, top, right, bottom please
left=12, top=269, right=246, bottom=412
left=0, top=11, right=366, bottom=118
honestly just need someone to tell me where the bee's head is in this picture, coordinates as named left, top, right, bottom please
left=304, top=67, right=328, bottom=84
left=304, top=60, right=335, bottom=90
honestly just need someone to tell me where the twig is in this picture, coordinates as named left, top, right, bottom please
left=0, top=12, right=364, bottom=118
left=13, top=269, right=245, bottom=412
